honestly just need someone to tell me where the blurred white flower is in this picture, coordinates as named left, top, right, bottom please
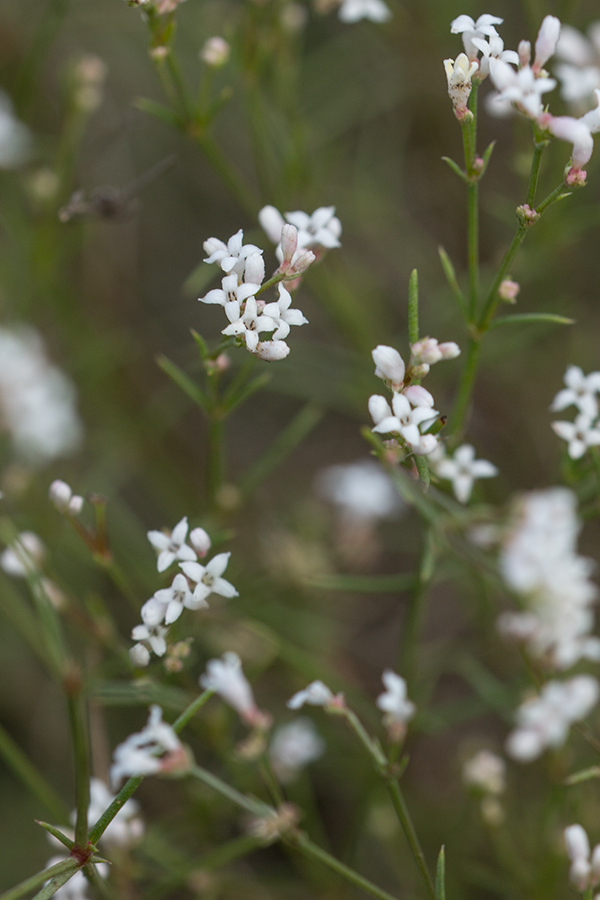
left=555, top=23, right=600, bottom=106
left=450, top=14, right=504, bottom=61
left=532, top=16, right=561, bottom=74
left=259, top=205, right=342, bottom=256
left=489, top=58, right=556, bottom=118
left=49, top=480, right=83, bottom=516
left=0, top=327, right=82, bottom=466
left=551, top=365, right=600, bottom=418
left=462, top=750, right=506, bottom=794
left=269, top=718, right=325, bottom=782
left=338, top=0, right=391, bottom=24
left=0, top=531, right=45, bottom=577
left=200, top=651, right=265, bottom=726
left=506, top=676, right=599, bottom=762
left=200, top=37, right=230, bottom=67
left=110, top=705, right=186, bottom=787
left=376, top=670, right=415, bottom=723
left=432, top=444, right=498, bottom=503
left=316, top=459, right=403, bottom=522
left=0, top=91, right=31, bottom=168
left=564, top=824, right=600, bottom=890
left=287, top=680, right=336, bottom=710
left=552, top=414, right=600, bottom=459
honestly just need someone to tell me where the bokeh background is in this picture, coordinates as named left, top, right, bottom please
left=2, top=0, right=600, bottom=895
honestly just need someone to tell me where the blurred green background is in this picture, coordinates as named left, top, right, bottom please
left=2, top=0, right=600, bottom=895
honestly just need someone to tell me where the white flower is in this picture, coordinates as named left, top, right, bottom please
left=462, top=750, right=506, bottom=795
left=489, top=58, right=556, bottom=118
left=203, top=231, right=262, bottom=276
left=444, top=54, right=479, bottom=118
left=470, top=33, right=519, bottom=78
left=372, top=345, right=405, bottom=388
left=199, top=272, right=262, bottom=308
left=200, top=37, right=230, bottom=67
left=262, top=284, right=309, bottom=340
left=0, top=327, right=82, bottom=465
left=255, top=340, right=291, bottom=361
left=543, top=114, right=594, bottom=170
left=552, top=414, right=600, bottom=459
left=222, top=295, right=277, bottom=352
left=0, top=91, right=31, bottom=168
left=151, top=572, right=208, bottom=625
left=551, top=365, right=600, bottom=418
left=49, top=480, right=84, bottom=515
left=269, top=718, right=325, bottom=782
left=506, top=676, right=599, bottom=762
left=259, top=205, right=342, bottom=256
left=338, top=0, right=391, bottom=24
left=450, top=14, right=504, bottom=61
left=147, top=516, right=197, bottom=572
left=180, top=552, right=238, bottom=604
left=110, top=705, right=186, bottom=788
left=0, top=531, right=45, bottom=577
left=564, top=824, right=600, bottom=890
left=131, top=621, right=168, bottom=658
left=315, top=459, right=403, bottom=521
left=532, top=16, right=561, bottom=73
left=376, top=670, right=415, bottom=724
left=287, top=680, right=335, bottom=710
left=370, top=392, right=439, bottom=454
left=555, top=24, right=600, bottom=106
left=80, top=778, right=144, bottom=848
left=498, top=488, right=600, bottom=670
left=433, top=444, right=498, bottom=503
left=200, top=651, right=261, bottom=725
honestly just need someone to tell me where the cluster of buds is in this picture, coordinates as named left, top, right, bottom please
left=368, top=341, right=459, bottom=457
left=49, top=479, right=84, bottom=517
left=130, top=517, right=238, bottom=667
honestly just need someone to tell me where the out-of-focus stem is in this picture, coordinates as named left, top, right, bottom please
left=401, top=530, right=435, bottom=688
left=446, top=336, right=482, bottom=438
left=386, top=780, right=436, bottom=900
left=0, top=859, right=78, bottom=900
left=66, top=684, right=91, bottom=848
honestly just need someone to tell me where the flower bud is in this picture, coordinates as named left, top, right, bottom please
left=372, top=345, right=405, bottom=387
left=444, top=54, right=478, bottom=120
left=255, top=340, right=290, bottom=361
left=518, top=40, right=531, bottom=68
left=280, top=224, right=299, bottom=272
left=499, top=279, right=519, bottom=302
left=533, top=16, right=561, bottom=74
left=200, top=37, right=230, bottom=67
left=189, top=527, right=211, bottom=557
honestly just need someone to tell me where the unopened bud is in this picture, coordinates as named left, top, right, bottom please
left=189, top=527, right=211, bottom=556
left=255, top=340, right=290, bottom=361
left=518, top=40, right=531, bottom=68
left=516, top=203, right=539, bottom=226
left=288, top=248, right=315, bottom=276
left=280, top=224, right=299, bottom=272
left=499, top=279, right=520, bottom=302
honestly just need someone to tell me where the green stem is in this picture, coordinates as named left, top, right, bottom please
left=290, top=833, right=401, bottom=900
left=66, top=687, right=91, bottom=847
left=88, top=775, right=145, bottom=844
left=446, top=336, right=482, bottom=438
left=386, top=780, right=436, bottom=900
left=408, top=269, right=420, bottom=345
left=207, top=415, right=225, bottom=509
left=526, top=139, right=547, bottom=207
left=189, top=764, right=270, bottom=816
left=172, top=688, right=214, bottom=732
left=466, top=182, right=479, bottom=322
left=401, top=530, right=435, bottom=688
left=0, top=859, right=78, bottom=900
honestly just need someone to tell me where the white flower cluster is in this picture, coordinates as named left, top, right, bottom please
left=200, top=213, right=321, bottom=361
left=550, top=365, right=600, bottom=459
left=130, top=517, right=237, bottom=666
left=316, top=459, right=403, bottom=522
left=564, top=824, right=600, bottom=892
left=0, top=327, right=82, bottom=466
left=555, top=23, right=600, bottom=108
left=447, top=14, right=600, bottom=183
left=506, top=675, right=599, bottom=762
left=498, top=488, right=600, bottom=670
left=462, top=749, right=506, bottom=795
left=368, top=341, right=459, bottom=457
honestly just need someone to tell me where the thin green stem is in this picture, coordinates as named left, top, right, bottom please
left=195, top=132, right=259, bottom=219
left=526, top=139, right=547, bottom=207
left=66, top=687, right=91, bottom=847
left=386, top=780, right=436, bottom=900
left=408, top=269, right=420, bottom=345
left=290, top=833, right=401, bottom=900
left=466, top=182, right=479, bottom=322
left=172, top=688, right=214, bottom=732
left=0, top=722, right=69, bottom=822
left=401, top=530, right=435, bottom=688
left=189, top=764, right=270, bottom=816
left=446, top=336, right=482, bottom=438
left=0, top=859, right=78, bottom=900
left=89, top=775, right=145, bottom=844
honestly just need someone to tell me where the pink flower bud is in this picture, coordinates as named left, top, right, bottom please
left=518, top=40, right=531, bottom=67
left=288, top=248, right=316, bottom=276
left=533, top=16, right=561, bottom=74
left=280, top=224, right=299, bottom=272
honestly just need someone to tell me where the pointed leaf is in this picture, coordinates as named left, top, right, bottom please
left=408, top=269, right=419, bottom=345
left=134, top=97, right=183, bottom=130
left=490, top=312, right=574, bottom=329
left=35, top=822, right=74, bottom=851
left=435, top=846, right=446, bottom=900
left=565, top=765, right=600, bottom=785
left=156, top=354, right=211, bottom=411
left=438, top=246, right=467, bottom=318
left=441, top=156, right=469, bottom=183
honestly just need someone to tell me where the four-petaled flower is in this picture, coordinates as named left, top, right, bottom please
left=552, top=414, right=600, bottom=459
left=203, top=229, right=263, bottom=278
left=147, top=516, right=197, bottom=573
left=433, top=443, right=498, bottom=503
left=180, top=553, right=238, bottom=604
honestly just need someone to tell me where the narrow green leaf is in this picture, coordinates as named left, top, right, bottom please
left=481, top=140, right=496, bottom=171
left=435, top=846, right=446, bottom=900
left=35, top=822, right=74, bottom=851
left=438, top=246, right=467, bottom=318
left=565, top=765, right=600, bottom=786
left=223, top=372, right=272, bottom=415
left=0, top=860, right=77, bottom=900
left=134, top=97, right=182, bottom=129
left=156, top=354, right=211, bottom=411
left=190, top=329, right=210, bottom=360
left=408, top=269, right=419, bottom=345
left=441, top=156, right=469, bottom=183
left=415, top=453, right=430, bottom=491
left=307, top=573, right=416, bottom=593
left=490, top=312, right=575, bottom=329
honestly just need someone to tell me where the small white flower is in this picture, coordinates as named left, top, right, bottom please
left=269, top=718, right=325, bottom=782
left=130, top=642, right=151, bottom=667
left=551, top=365, right=600, bottom=418
left=444, top=53, right=479, bottom=118
left=287, top=680, right=336, bottom=710
left=450, top=14, right=504, bottom=61
left=433, top=444, right=498, bottom=503
left=200, top=651, right=261, bottom=725
left=542, top=114, right=594, bottom=170
left=203, top=229, right=263, bottom=278
left=152, top=571, right=208, bottom=625
left=222, top=295, right=276, bottom=352
left=180, top=552, right=238, bottom=604
left=462, top=750, right=506, bottom=795
left=372, top=345, right=405, bottom=388
left=131, top=621, right=168, bottom=658
left=200, top=272, right=262, bottom=308
left=564, top=824, right=600, bottom=890
left=0, top=531, right=45, bottom=577
left=147, top=516, right=197, bottom=573
left=262, top=284, right=309, bottom=340
left=470, top=33, right=519, bottom=78
left=370, top=392, right=439, bottom=453
left=489, top=58, right=556, bottom=118
left=506, top=676, right=599, bottom=762
left=110, top=705, right=186, bottom=788
left=552, top=414, right=600, bottom=459
left=338, top=0, right=391, bottom=24
left=410, top=337, right=461, bottom=366
left=255, top=340, right=291, bottom=361
left=316, top=459, right=403, bottom=522
left=259, top=205, right=342, bottom=256
left=49, top=480, right=84, bottom=515
left=200, top=37, right=230, bottom=67
left=376, top=670, right=415, bottom=724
